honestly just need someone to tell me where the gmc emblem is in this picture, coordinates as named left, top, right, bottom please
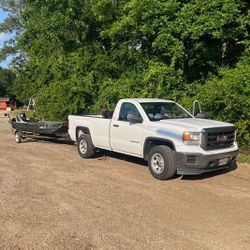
left=217, top=135, right=228, bottom=142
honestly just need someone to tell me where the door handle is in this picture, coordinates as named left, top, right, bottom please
left=113, top=124, right=119, bottom=127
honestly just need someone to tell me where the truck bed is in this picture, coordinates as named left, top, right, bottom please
left=68, top=115, right=112, bottom=150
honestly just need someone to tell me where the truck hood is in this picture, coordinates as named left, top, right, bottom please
left=153, top=118, right=234, bottom=132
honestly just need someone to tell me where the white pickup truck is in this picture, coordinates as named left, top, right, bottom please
left=68, top=98, right=238, bottom=180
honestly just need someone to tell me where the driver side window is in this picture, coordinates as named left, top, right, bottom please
left=119, top=102, right=142, bottom=122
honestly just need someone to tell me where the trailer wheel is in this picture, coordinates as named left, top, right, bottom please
left=148, top=145, right=176, bottom=180
left=77, top=134, right=95, bottom=158
left=15, top=131, right=22, bottom=143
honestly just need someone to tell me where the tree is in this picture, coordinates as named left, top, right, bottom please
left=0, top=0, right=249, bottom=145
left=0, top=67, right=15, bottom=97
left=181, top=58, right=250, bottom=148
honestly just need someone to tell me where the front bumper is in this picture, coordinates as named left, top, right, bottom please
left=175, top=150, right=239, bottom=175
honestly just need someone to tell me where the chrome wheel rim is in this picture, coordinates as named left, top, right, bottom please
left=79, top=139, right=87, bottom=154
left=151, top=153, right=165, bottom=174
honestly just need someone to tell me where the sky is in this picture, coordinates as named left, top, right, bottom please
left=0, top=8, right=13, bottom=68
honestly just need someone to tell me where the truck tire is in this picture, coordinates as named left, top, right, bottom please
left=148, top=145, right=176, bottom=180
left=15, top=131, right=22, bottom=143
left=77, top=134, right=95, bottom=158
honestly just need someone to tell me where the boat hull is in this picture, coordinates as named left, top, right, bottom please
left=11, top=120, right=68, bottom=136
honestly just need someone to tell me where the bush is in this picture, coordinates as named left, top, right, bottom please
left=35, top=79, right=93, bottom=121
left=182, top=62, right=250, bottom=148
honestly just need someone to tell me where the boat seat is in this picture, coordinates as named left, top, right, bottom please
left=20, top=113, right=27, bottom=121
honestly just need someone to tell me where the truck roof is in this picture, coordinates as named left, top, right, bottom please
left=120, top=98, right=174, bottom=103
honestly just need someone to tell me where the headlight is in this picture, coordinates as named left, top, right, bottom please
left=183, top=132, right=200, bottom=145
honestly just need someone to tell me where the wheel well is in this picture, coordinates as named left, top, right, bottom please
left=143, top=138, right=175, bottom=161
left=76, top=126, right=90, bottom=140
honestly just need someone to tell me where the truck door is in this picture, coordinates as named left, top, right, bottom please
left=110, top=102, right=143, bottom=156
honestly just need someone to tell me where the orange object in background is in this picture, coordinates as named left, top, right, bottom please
left=0, top=98, right=16, bottom=111
left=0, top=101, right=7, bottom=110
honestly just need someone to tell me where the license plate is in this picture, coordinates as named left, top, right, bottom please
left=219, top=158, right=229, bottom=166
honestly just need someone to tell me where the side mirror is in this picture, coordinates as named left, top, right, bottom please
left=127, top=115, right=143, bottom=123
left=195, top=112, right=207, bottom=119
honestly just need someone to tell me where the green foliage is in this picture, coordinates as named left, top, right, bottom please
left=35, top=80, right=88, bottom=121
left=0, top=0, right=250, bottom=145
left=238, top=152, right=250, bottom=164
left=0, top=67, right=15, bottom=97
left=182, top=61, right=250, bottom=148
left=10, top=109, right=35, bottom=119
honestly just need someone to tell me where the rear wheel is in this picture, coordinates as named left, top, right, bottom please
left=148, top=145, right=176, bottom=180
left=15, top=131, right=22, bottom=143
left=77, top=134, right=95, bottom=158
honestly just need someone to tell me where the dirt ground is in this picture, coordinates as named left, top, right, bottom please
left=0, top=112, right=250, bottom=250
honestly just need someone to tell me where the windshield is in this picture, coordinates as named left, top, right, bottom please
left=140, top=102, right=192, bottom=121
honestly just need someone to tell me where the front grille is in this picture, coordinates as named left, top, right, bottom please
left=202, top=127, right=235, bottom=150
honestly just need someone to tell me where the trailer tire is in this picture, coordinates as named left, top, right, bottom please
left=77, top=134, right=95, bottom=158
left=15, top=131, right=22, bottom=143
left=148, top=145, right=176, bottom=180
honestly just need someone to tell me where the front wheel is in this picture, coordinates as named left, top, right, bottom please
left=77, top=134, right=95, bottom=158
left=148, top=145, right=176, bottom=180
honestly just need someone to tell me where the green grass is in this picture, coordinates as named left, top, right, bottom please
left=238, top=152, right=250, bottom=164
left=8, top=109, right=35, bottom=119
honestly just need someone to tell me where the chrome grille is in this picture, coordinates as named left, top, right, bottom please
left=202, top=127, right=235, bottom=150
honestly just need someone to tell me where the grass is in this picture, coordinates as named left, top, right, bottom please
left=8, top=109, right=35, bottom=119
left=238, top=151, right=250, bottom=164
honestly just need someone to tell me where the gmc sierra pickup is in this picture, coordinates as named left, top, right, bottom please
left=68, top=99, right=238, bottom=180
